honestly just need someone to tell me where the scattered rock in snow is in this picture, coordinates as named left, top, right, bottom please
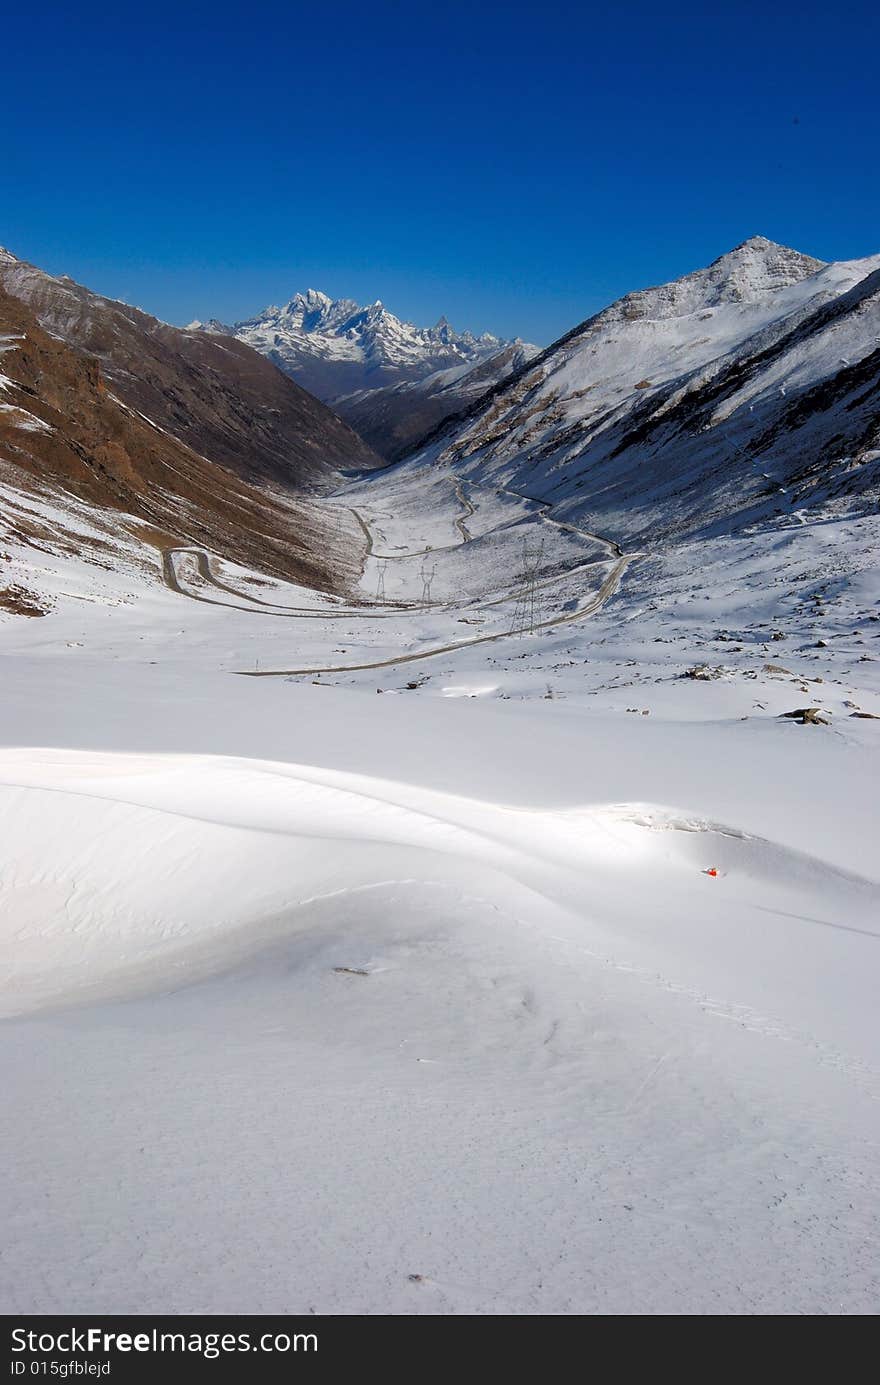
left=683, top=664, right=728, bottom=680
left=0, top=585, right=49, bottom=617
left=779, top=707, right=829, bottom=725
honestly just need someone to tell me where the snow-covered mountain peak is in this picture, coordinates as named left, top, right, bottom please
left=185, top=317, right=233, bottom=334
left=201, top=287, right=538, bottom=457
left=600, top=236, right=826, bottom=329
left=221, top=287, right=528, bottom=409
left=700, top=235, right=825, bottom=299
left=412, top=238, right=878, bottom=555
left=359, top=300, right=391, bottom=323
left=264, top=289, right=358, bottom=335
left=287, top=288, right=334, bottom=314
left=232, top=289, right=512, bottom=359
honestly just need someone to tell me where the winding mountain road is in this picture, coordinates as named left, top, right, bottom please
left=236, top=549, right=632, bottom=678
left=452, top=478, right=475, bottom=542
left=160, top=470, right=633, bottom=676
left=161, top=548, right=413, bottom=620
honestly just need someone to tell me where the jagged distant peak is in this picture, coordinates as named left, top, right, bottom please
left=253, top=289, right=366, bottom=322
left=185, top=317, right=232, bottom=334
left=225, top=285, right=521, bottom=385
left=280, top=287, right=333, bottom=314
left=236, top=288, right=495, bottom=349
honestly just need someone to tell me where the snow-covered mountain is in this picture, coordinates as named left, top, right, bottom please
left=194, top=289, right=538, bottom=458
left=0, top=248, right=378, bottom=607
left=0, top=251, right=379, bottom=492
left=221, top=288, right=518, bottom=394
left=407, top=236, right=880, bottom=543
left=4, top=236, right=880, bottom=1319
left=335, top=338, right=540, bottom=462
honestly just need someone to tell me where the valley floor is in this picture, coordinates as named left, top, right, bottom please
left=1, top=463, right=879, bottom=1314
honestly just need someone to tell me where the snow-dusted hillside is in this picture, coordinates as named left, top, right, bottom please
left=408, top=237, right=880, bottom=543
left=336, top=339, right=540, bottom=461
left=196, top=288, right=538, bottom=457
left=3, top=237, right=880, bottom=1317
left=3, top=546, right=880, bottom=1312
left=0, top=249, right=387, bottom=617
left=0, top=249, right=380, bottom=492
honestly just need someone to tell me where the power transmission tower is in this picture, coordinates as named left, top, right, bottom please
left=375, top=560, right=387, bottom=602
left=510, top=538, right=544, bottom=635
left=420, top=557, right=437, bottom=605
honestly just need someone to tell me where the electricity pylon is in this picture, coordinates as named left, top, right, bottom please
left=375, top=560, right=387, bottom=602
left=510, top=538, right=545, bottom=635
left=420, top=557, right=437, bottom=605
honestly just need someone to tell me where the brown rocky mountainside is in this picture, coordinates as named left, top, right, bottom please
left=0, top=286, right=368, bottom=596
left=0, top=249, right=380, bottom=493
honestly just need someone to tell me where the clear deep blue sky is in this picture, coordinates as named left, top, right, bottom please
left=3, top=0, right=878, bottom=344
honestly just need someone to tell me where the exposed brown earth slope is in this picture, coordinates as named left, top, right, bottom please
left=0, top=287, right=366, bottom=593
left=0, top=250, right=381, bottom=491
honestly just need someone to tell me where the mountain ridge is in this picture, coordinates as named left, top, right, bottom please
left=403, top=236, right=880, bottom=544
left=0, top=248, right=380, bottom=493
left=0, top=250, right=380, bottom=608
left=226, top=287, right=514, bottom=379
left=193, top=285, right=539, bottom=459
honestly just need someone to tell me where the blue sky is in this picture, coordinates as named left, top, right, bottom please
left=3, top=0, right=878, bottom=345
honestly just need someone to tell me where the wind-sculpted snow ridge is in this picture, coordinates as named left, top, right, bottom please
left=2, top=738, right=879, bottom=1314
left=3, top=235, right=880, bottom=1317
left=2, top=747, right=877, bottom=1034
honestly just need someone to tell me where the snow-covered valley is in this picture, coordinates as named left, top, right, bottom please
left=1, top=235, right=879, bottom=1316
left=3, top=455, right=880, bottom=1314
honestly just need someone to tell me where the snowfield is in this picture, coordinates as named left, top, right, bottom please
left=2, top=236, right=879, bottom=1315
left=2, top=496, right=879, bottom=1314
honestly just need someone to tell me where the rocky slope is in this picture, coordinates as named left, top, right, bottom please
left=335, top=339, right=539, bottom=462
left=0, top=254, right=382, bottom=613
left=0, top=252, right=379, bottom=492
left=406, top=237, right=880, bottom=544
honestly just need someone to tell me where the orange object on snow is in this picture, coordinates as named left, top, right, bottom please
left=704, top=868, right=718, bottom=877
